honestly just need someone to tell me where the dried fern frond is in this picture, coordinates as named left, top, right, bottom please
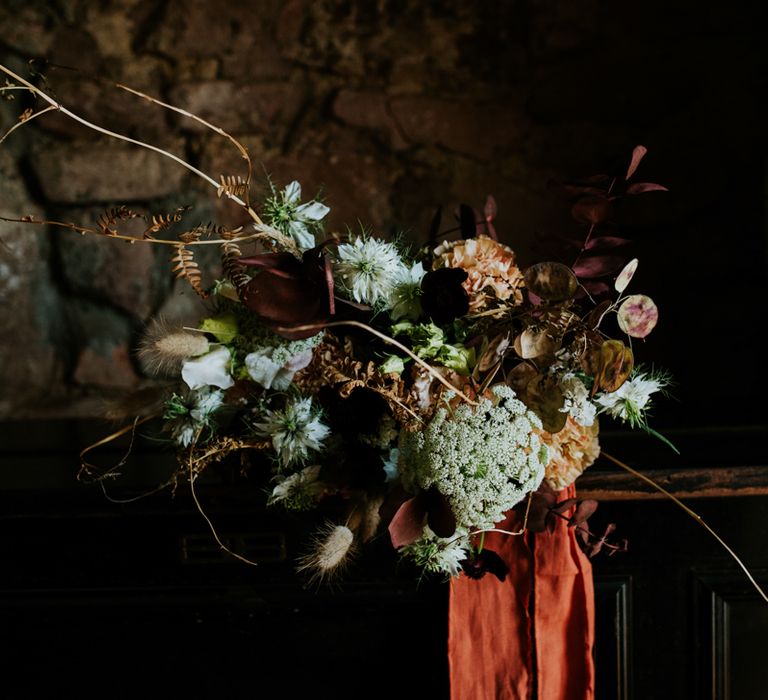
left=220, top=240, right=251, bottom=292
left=190, top=222, right=241, bottom=240
left=171, top=243, right=208, bottom=298
left=217, top=174, right=249, bottom=199
left=96, top=205, right=142, bottom=236
left=143, top=205, right=192, bottom=239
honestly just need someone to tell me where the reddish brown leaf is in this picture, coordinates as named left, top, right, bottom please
left=584, top=235, right=632, bottom=251
left=626, top=182, right=668, bottom=195
left=388, top=496, right=427, bottom=549
left=572, top=255, right=625, bottom=279
left=625, top=145, right=647, bottom=180
left=571, top=195, right=613, bottom=225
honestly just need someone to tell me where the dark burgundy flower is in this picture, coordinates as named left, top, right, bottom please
left=240, top=247, right=334, bottom=339
left=239, top=245, right=373, bottom=339
left=420, top=267, right=469, bottom=325
left=460, top=548, right=509, bottom=582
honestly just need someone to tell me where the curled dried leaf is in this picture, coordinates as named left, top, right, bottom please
left=514, top=328, right=558, bottom=360
left=524, top=262, right=578, bottom=301
left=592, top=339, right=633, bottom=395
left=522, top=373, right=567, bottom=433
left=617, top=294, right=658, bottom=338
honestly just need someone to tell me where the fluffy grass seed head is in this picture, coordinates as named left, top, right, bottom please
left=137, top=318, right=210, bottom=376
left=296, top=523, right=355, bottom=586
left=398, top=384, right=546, bottom=530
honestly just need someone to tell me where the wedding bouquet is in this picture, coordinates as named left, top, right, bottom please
left=1, top=64, right=675, bottom=586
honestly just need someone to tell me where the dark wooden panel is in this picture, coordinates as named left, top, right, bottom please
left=694, top=571, right=768, bottom=700
left=594, top=575, right=632, bottom=700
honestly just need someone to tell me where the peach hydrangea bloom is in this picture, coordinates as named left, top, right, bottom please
left=538, top=416, right=600, bottom=491
left=433, top=235, right=525, bottom=311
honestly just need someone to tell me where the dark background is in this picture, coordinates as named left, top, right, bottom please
left=1, top=1, right=766, bottom=697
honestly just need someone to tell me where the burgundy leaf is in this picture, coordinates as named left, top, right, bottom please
left=388, top=496, right=427, bottom=549
left=572, top=255, right=625, bottom=279
left=484, top=194, right=497, bottom=222
left=584, top=235, right=632, bottom=251
left=579, top=280, right=611, bottom=297
left=572, top=499, right=598, bottom=525
left=625, top=145, right=647, bottom=180
left=571, top=195, right=613, bottom=225
left=551, top=498, right=579, bottom=516
left=626, top=182, right=669, bottom=195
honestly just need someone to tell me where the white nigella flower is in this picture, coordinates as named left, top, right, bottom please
left=268, top=464, right=322, bottom=506
left=335, top=236, right=405, bottom=307
left=253, top=396, right=330, bottom=469
left=168, top=387, right=225, bottom=447
left=388, top=261, right=426, bottom=320
left=181, top=346, right=234, bottom=391
left=559, top=372, right=596, bottom=427
left=265, top=180, right=330, bottom=250
left=400, top=526, right=470, bottom=578
left=594, top=371, right=665, bottom=425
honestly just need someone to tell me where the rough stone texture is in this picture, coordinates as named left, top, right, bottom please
left=55, top=217, right=162, bottom=320
left=65, top=299, right=141, bottom=390
left=0, top=0, right=766, bottom=426
left=0, top=151, right=63, bottom=418
left=32, top=140, right=190, bottom=203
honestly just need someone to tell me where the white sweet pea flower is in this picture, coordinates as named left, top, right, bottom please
left=245, top=347, right=314, bottom=391
left=181, top=346, right=234, bottom=390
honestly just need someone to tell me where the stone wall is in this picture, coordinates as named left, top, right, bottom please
left=1, top=0, right=766, bottom=428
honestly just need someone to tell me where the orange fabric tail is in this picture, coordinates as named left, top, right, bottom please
left=448, top=485, right=595, bottom=700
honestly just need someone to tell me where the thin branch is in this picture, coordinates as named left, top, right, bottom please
left=601, top=451, right=768, bottom=604
left=277, top=319, right=478, bottom=406
left=0, top=63, right=260, bottom=222
left=0, top=105, right=55, bottom=144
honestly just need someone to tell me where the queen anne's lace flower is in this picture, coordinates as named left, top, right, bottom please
left=433, top=235, right=524, bottom=311
left=398, top=384, right=546, bottom=530
left=253, top=396, right=330, bottom=469
left=335, top=236, right=405, bottom=307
